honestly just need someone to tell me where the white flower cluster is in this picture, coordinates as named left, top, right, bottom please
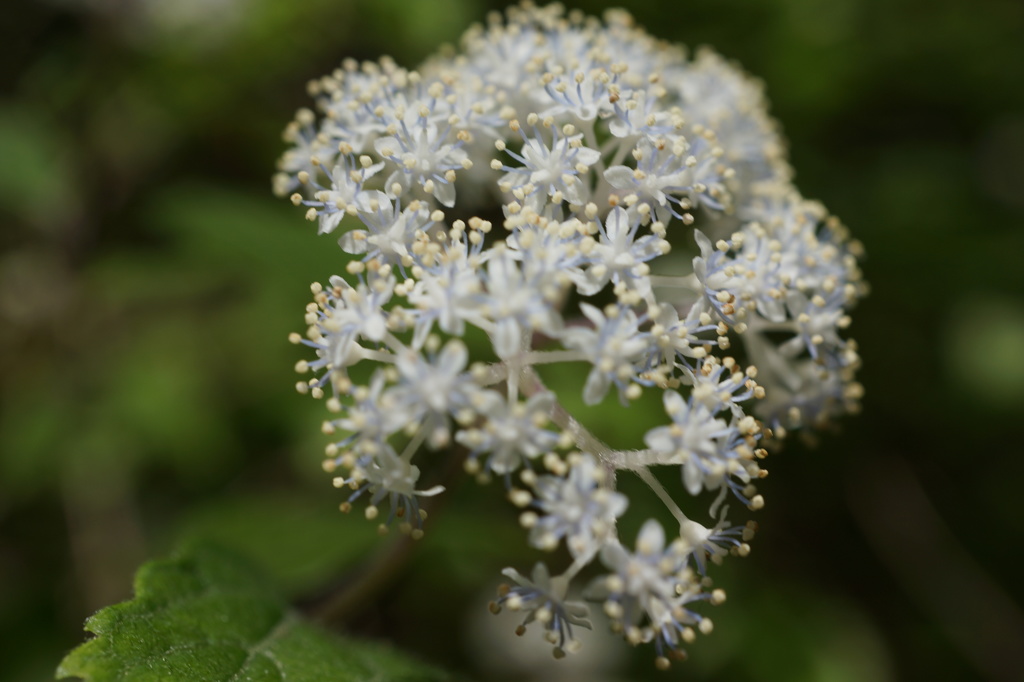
left=279, top=2, right=864, bottom=668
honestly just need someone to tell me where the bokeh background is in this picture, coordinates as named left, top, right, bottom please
left=2, top=0, right=1023, bottom=680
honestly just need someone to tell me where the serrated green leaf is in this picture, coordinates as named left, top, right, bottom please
left=57, top=543, right=454, bottom=682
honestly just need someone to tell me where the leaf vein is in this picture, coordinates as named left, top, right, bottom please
left=227, top=612, right=296, bottom=682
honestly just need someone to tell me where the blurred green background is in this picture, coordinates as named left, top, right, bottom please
left=2, top=0, right=1023, bottom=680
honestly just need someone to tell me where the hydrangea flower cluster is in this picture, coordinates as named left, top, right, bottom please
left=278, top=2, right=864, bottom=668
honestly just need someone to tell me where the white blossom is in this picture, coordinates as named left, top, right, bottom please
left=576, top=206, right=669, bottom=296
left=481, top=249, right=563, bottom=358
left=492, top=562, right=592, bottom=657
left=527, top=454, right=628, bottom=558
left=560, top=303, right=649, bottom=405
left=498, top=122, right=602, bottom=207
left=455, top=391, right=561, bottom=475
left=282, top=3, right=864, bottom=666
left=588, top=519, right=711, bottom=662
left=338, top=192, right=433, bottom=265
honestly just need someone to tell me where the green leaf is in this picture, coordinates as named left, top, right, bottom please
left=57, top=543, right=454, bottom=682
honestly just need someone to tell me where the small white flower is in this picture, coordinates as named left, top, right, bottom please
left=309, top=156, right=385, bottom=235
left=528, top=454, right=628, bottom=558
left=334, top=444, right=444, bottom=525
left=324, top=272, right=395, bottom=345
left=646, top=301, right=717, bottom=371
left=456, top=391, right=561, bottom=475
left=406, top=241, right=482, bottom=346
left=679, top=507, right=755, bottom=576
left=675, top=48, right=790, bottom=194
left=375, top=118, right=468, bottom=206
left=589, top=519, right=710, bottom=658
left=560, top=303, right=649, bottom=405
left=274, top=110, right=336, bottom=196
left=325, top=371, right=405, bottom=453
left=682, top=357, right=761, bottom=418
left=577, top=206, right=669, bottom=296
left=482, top=250, right=563, bottom=358
left=493, top=562, right=592, bottom=656
left=499, top=124, right=601, bottom=206
left=390, top=340, right=480, bottom=448
left=643, top=391, right=745, bottom=495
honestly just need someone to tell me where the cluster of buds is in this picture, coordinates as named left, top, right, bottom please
left=278, top=2, right=864, bottom=667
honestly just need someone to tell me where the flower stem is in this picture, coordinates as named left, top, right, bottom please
left=634, top=465, right=690, bottom=526
left=520, top=349, right=588, bottom=365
